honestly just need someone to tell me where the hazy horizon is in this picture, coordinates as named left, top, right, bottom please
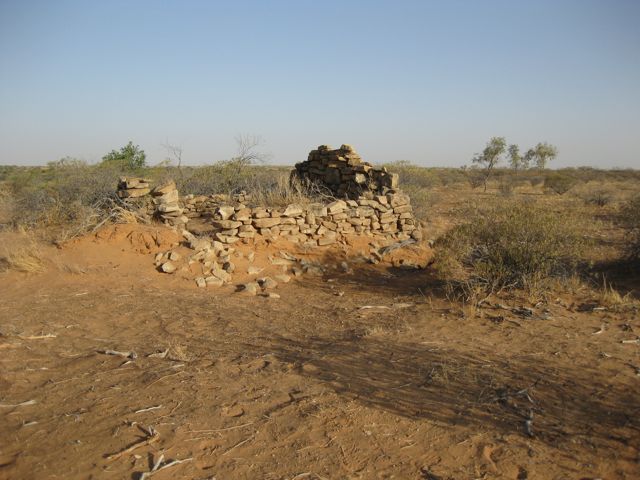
left=1, top=0, right=639, bottom=168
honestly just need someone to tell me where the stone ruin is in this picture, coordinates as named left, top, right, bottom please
left=293, top=144, right=399, bottom=198
left=116, top=144, right=421, bottom=288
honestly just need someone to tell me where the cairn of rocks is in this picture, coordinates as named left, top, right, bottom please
left=117, top=177, right=152, bottom=198
left=292, top=144, right=399, bottom=198
left=151, top=181, right=188, bottom=228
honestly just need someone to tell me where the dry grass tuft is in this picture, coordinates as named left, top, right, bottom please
left=0, top=229, right=45, bottom=273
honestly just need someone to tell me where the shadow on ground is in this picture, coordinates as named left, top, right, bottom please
left=250, top=332, right=640, bottom=456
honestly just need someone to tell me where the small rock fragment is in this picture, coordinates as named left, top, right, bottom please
left=195, top=277, right=206, bottom=288
left=258, top=277, right=278, bottom=290
left=247, top=266, right=263, bottom=275
left=161, top=261, right=177, bottom=273
left=241, top=282, right=259, bottom=295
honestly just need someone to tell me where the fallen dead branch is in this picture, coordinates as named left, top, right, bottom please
left=105, top=425, right=158, bottom=460
left=378, top=239, right=416, bottom=257
left=0, top=399, right=37, bottom=408
left=18, top=334, right=56, bottom=340
left=98, top=349, right=138, bottom=360
left=222, top=433, right=256, bottom=456
left=139, top=454, right=192, bottom=480
left=189, top=421, right=255, bottom=434
left=134, top=405, right=163, bottom=414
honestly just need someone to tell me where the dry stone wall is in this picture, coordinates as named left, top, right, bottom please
left=183, top=192, right=419, bottom=247
left=116, top=143, right=421, bottom=246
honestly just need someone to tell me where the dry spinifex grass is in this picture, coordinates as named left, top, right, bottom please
left=0, top=228, right=45, bottom=273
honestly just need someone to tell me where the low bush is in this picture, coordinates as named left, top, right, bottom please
left=582, top=189, right=614, bottom=207
left=620, top=195, right=640, bottom=261
left=433, top=200, right=585, bottom=292
left=544, top=173, right=579, bottom=195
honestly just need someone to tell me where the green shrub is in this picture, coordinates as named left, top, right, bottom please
left=433, top=201, right=585, bottom=291
left=101, top=141, right=146, bottom=170
left=582, top=189, right=614, bottom=207
left=544, top=173, right=579, bottom=195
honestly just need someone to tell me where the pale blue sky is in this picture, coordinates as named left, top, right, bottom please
left=1, top=0, right=638, bottom=167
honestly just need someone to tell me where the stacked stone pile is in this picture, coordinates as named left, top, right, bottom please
left=182, top=192, right=252, bottom=219
left=117, top=177, right=152, bottom=198
left=151, top=181, right=188, bottom=228
left=293, top=144, right=399, bottom=198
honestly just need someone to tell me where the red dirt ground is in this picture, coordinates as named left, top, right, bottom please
left=1, top=224, right=639, bottom=479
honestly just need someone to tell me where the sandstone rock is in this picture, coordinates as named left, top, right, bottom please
left=253, top=217, right=282, bottom=229
left=158, top=204, right=181, bottom=213
left=152, top=181, right=177, bottom=195
left=274, top=274, right=291, bottom=283
left=161, top=261, right=177, bottom=273
left=195, top=277, right=206, bottom=288
left=217, top=205, right=235, bottom=220
left=205, top=276, right=224, bottom=287
left=247, top=266, right=263, bottom=275
left=318, top=236, right=337, bottom=246
left=212, top=220, right=242, bottom=230
left=168, top=251, right=181, bottom=261
left=241, top=282, right=259, bottom=295
left=258, top=277, right=278, bottom=290
left=327, top=200, right=347, bottom=214
left=223, top=261, right=235, bottom=273
left=283, top=204, right=304, bottom=217
left=189, top=237, right=211, bottom=252
left=119, top=188, right=150, bottom=198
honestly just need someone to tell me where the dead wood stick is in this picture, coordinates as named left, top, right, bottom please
left=98, top=349, right=137, bottom=360
left=134, top=405, right=163, bottom=414
left=222, top=433, right=256, bottom=456
left=18, top=334, right=57, bottom=340
left=378, top=239, right=416, bottom=256
left=0, top=399, right=37, bottom=408
left=189, top=421, right=254, bottom=434
left=139, top=456, right=192, bottom=480
left=105, top=428, right=159, bottom=460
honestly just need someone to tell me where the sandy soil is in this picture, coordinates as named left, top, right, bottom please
left=0, top=223, right=639, bottom=479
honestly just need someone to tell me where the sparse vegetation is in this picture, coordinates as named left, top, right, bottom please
left=544, top=173, right=579, bottom=195
left=0, top=228, right=45, bottom=273
left=433, top=201, right=585, bottom=292
left=621, top=194, right=640, bottom=261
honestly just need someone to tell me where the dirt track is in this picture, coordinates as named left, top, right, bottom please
left=1, top=225, right=639, bottom=479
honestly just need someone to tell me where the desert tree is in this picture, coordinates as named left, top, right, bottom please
left=472, top=136, right=507, bottom=191
left=507, top=144, right=524, bottom=173
left=223, top=134, right=271, bottom=177
left=525, top=142, right=558, bottom=169
left=162, top=140, right=184, bottom=177
left=101, top=141, right=146, bottom=171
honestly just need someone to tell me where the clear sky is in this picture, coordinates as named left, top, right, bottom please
left=1, top=0, right=638, bottom=168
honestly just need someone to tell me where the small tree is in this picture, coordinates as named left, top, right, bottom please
left=472, top=136, right=507, bottom=191
left=525, top=142, right=558, bottom=169
left=507, top=144, right=524, bottom=173
left=220, top=134, right=270, bottom=178
left=101, top=141, right=146, bottom=170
